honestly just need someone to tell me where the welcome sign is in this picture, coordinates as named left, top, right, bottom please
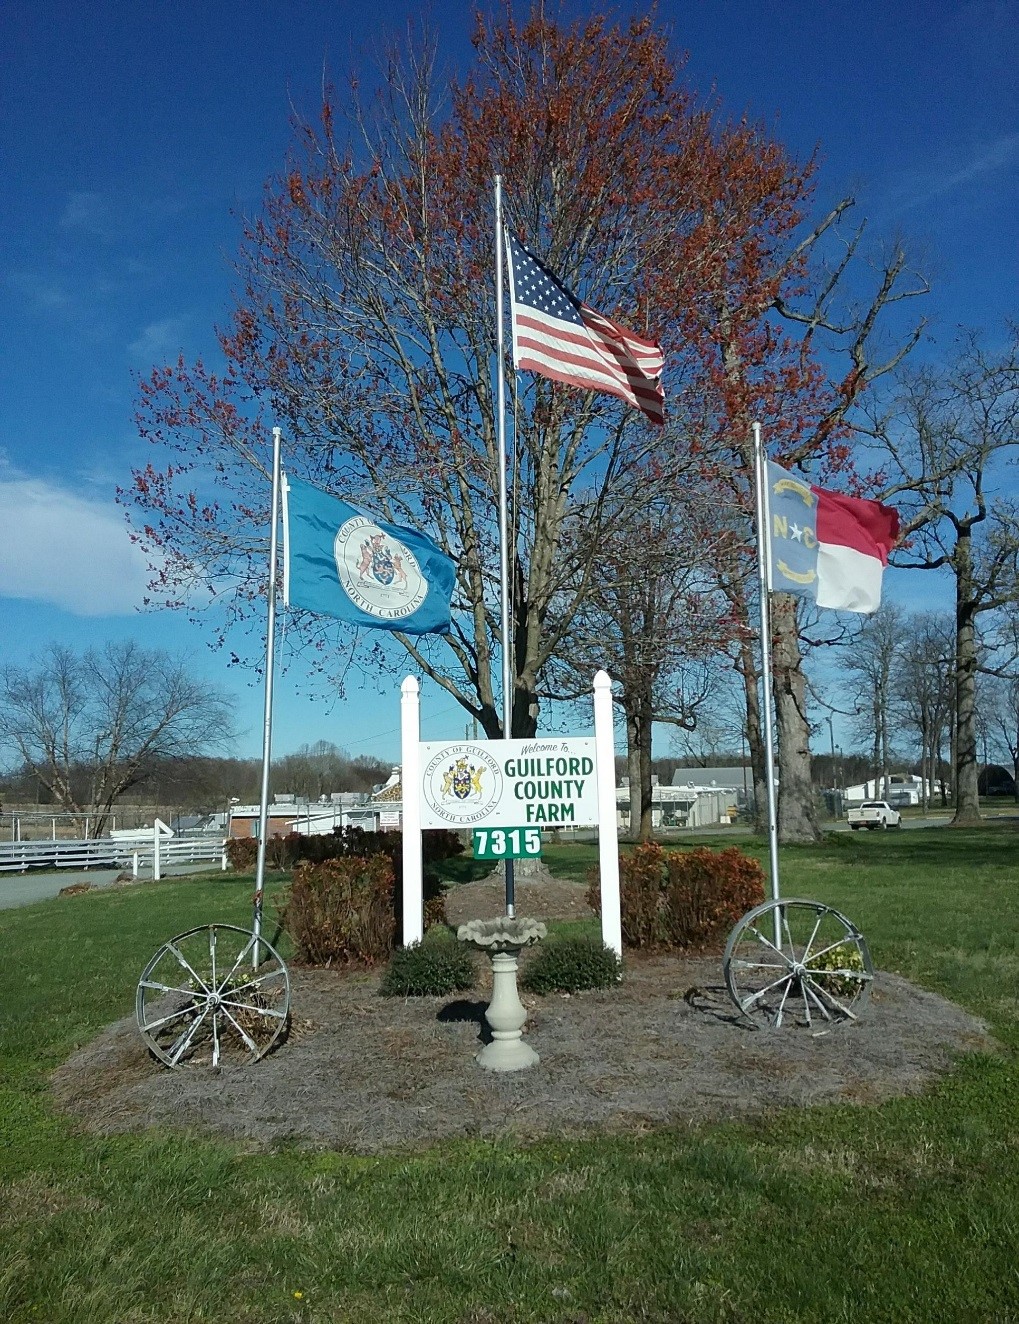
left=418, top=737, right=600, bottom=829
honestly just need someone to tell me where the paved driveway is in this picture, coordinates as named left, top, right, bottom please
left=0, top=862, right=220, bottom=911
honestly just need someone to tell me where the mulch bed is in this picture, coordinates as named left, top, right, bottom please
left=50, top=875, right=997, bottom=1154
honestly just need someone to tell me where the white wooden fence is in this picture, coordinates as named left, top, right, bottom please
left=0, top=819, right=227, bottom=880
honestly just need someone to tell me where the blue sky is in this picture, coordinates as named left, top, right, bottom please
left=2, top=0, right=1016, bottom=761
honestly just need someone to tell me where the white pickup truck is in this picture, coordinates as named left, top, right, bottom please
left=847, top=800, right=902, bottom=830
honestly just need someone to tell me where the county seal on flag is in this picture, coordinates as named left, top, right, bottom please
left=282, top=476, right=456, bottom=635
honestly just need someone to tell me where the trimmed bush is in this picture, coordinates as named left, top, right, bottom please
left=587, top=843, right=765, bottom=951
left=663, top=848, right=765, bottom=949
left=520, top=936, right=621, bottom=995
left=226, top=825, right=456, bottom=932
left=424, top=893, right=450, bottom=931
left=379, top=939, right=478, bottom=997
left=224, top=832, right=300, bottom=871
left=279, top=854, right=396, bottom=966
left=225, top=836, right=258, bottom=871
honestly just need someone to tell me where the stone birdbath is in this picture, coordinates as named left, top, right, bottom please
left=457, top=917, right=546, bottom=1071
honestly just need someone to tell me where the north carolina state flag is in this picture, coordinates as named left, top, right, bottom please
left=766, top=462, right=899, bottom=614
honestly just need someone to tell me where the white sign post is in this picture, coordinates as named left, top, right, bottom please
left=593, top=670, right=622, bottom=957
left=399, top=670, right=622, bottom=958
left=401, top=676, right=424, bottom=946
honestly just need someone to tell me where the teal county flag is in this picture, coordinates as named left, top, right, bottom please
left=282, top=476, right=455, bottom=635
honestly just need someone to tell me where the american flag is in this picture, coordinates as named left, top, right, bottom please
left=505, top=233, right=664, bottom=426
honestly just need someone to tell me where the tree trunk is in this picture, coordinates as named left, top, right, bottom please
left=952, top=532, right=982, bottom=824
left=637, top=703, right=655, bottom=843
left=770, top=597, right=821, bottom=843
left=735, top=638, right=767, bottom=833
left=1013, top=716, right=1019, bottom=804
left=626, top=713, right=641, bottom=841
left=920, top=719, right=930, bottom=812
left=623, top=700, right=655, bottom=842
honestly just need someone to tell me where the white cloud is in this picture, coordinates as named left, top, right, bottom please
left=890, top=133, right=1019, bottom=215
left=8, top=269, right=74, bottom=312
left=128, top=315, right=189, bottom=363
left=0, top=474, right=159, bottom=616
left=59, top=190, right=116, bottom=239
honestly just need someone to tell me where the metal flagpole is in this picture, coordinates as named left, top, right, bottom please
left=252, top=424, right=283, bottom=962
left=752, top=422, right=783, bottom=943
left=494, top=174, right=515, bottom=918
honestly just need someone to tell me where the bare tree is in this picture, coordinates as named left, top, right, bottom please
left=976, top=673, right=1019, bottom=802
left=542, top=479, right=733, bottom=840
left=889, top=612, right=955, bottom=810
left=869, top=329, right=1019, bottom=822
left=0, top=642, right=235, bottom=835
left=843, top=603, right=907, bottom=798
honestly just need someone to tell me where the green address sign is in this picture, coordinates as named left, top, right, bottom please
left=472, top=826, right=542, bottom=860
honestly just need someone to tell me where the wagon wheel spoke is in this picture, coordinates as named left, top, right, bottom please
left=136, top=925, right=291, bottom=1069
left=141, top=1004, right=198, bottom=1034
left=218, top=1004, right=261, bottom=1055
left=800, top=911, right=826, bottom=965
left=803, top=975, right=858, bottom=1021
left=167, top=1005, right=211, bottom=1066
left=138, top=979, right=196, bottom=999
left=780, top=906, right=798, bottom=964
left=807, top=935, right=862, bottom=966
left=220, top=998, right=288, bottom=1020
left=743, top=924, right=795, bottom=965
left=740, top=970, right=796, bottom=1010
left=773, top=974, right=795, bottom=1028
left=166, top=941, right=210, bottom=995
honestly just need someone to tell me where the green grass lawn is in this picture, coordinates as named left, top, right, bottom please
left=1, top=830, right=1018, bottom=1323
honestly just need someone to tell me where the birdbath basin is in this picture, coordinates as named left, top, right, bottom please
left=457, top=917, right=546, bottom=1071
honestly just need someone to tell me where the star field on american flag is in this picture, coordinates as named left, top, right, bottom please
left=505, top=233, right=665, bottom=425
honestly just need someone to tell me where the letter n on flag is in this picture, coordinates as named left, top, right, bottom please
left=767, top=461, right=899, bottom=614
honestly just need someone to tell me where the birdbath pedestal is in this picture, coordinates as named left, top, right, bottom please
left=457, top=917, right=546, bottom=1071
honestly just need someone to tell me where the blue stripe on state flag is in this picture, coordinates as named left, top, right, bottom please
left=767, top=462, right=820, bottom=601
left=283, top=476, right=455, bottom=635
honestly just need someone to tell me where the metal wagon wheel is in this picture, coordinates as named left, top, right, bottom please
left=136, top=923, right=291, bottom=1068
left=723, top=898, right=873, bottom=1029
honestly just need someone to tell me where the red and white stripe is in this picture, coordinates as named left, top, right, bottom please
left=512, top=303, right=664, bottom=425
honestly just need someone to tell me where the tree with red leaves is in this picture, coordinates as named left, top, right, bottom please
left=124, top=9, right=926, bottom=842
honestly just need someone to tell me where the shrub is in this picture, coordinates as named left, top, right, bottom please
left=520, top=936, right=621, bottom=995
left=379, top=938, right=478, bottom=997
left=266, top=833, right=301, bottom=869
left=225, top=836, right=258, bottom=871
left=227, top=826, right=456, bottom=932
left=587, top=843, right=666, bottom=949
left=806, top=941, right=866, bottom=999
left=224, top=833, right=300, bottom=871
left=424, top=893, right=450, bottom=931
left=587, top=843, right=765, bottom=951
left=663, top=848, right=765, bottom=949
left=279, top=854, right=396, bottom=966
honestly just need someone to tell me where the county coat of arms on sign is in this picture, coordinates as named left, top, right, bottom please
left=421, top=744, right=503, bottom=827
